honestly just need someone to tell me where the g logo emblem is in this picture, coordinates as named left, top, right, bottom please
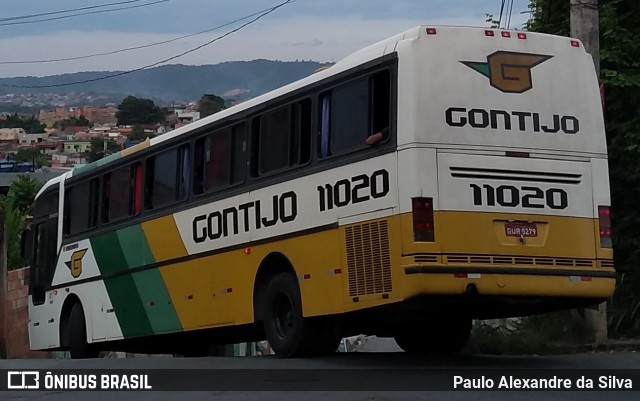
left=65, top=249, right=88, bottom=278
left=462, top=51, right=552, bottom=93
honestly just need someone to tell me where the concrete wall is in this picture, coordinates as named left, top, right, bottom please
left=2, top=267, right=51, bottom=358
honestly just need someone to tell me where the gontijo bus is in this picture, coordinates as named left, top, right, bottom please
left=25, top=26, right=615, bottom=358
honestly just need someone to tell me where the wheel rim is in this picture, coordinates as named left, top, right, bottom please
left=273, top=292, right=294, bottom=339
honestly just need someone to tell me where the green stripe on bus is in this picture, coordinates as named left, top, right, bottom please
left=96, top=152, right=121, bottom=167
left=131, top=269, right=182, bottom=334
left=91, top=230, right=154, bottom=338
left=72, top=162, right=98, bottom=176
left=90, top=231, right=128, bottom=275
left=116, top=225, right=182, bottom=333
left=103, top=275, right=154, bottom=338
left=117, top=225, right=155, bottom=268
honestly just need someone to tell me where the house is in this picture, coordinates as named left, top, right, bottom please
left=18, top=132, right=49, bottom=145
left=63, top=141, right=91, bottom=154
left=0, top=128, right=24, bottom=142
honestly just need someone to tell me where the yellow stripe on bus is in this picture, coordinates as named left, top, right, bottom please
left=141, top=215, right=188, bottom=262
left=120, top=137, right=151, bottom=158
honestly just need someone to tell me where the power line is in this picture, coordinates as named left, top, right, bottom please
left=0, top=0, right=169, bottom=27
left=0, top=5, right=282, bottom=65
left=498, top=0, right=506, bottom=28
left=506, top=0, right=514, bottom=29
left=0, top=0, right=295, bottom=89
left=0, top=0, right=148, bottom=23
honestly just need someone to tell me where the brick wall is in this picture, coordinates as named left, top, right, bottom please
left=3, top=267, right=51, bottom=358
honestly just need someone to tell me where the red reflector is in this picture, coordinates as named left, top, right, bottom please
left=454, top=273, right=468, bottom=279
left=426, top=27, right=437, bottom=35
left=303, top=274, right=311, bottom=280
left=485, top=30, right=495, bottom=37
left=598, top=205, right=612, bottom=248
left=517, top=32, right=527, bottom=40
left=501, top=31, right=511, bottom=38
left=412, top=197, right=435, bottom=242
left=581, top=276, right=593, bottom=282
left=571, top=40, right=580, bottom=47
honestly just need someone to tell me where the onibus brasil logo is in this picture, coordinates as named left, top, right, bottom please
left=462, top=51, right=552, bottom=94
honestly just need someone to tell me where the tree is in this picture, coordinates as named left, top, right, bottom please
left=54, top=115, right=91, bottom=130
left=198, top=94, right=226, bottom=118
left=128, top=124, right=155, bottom=141
left=0, top=175, right=42, bottom=270
left=115, top=96, right=165, bottom=125
left=86, top=137, right=121, bottom=162
left=12, top=147, right=47, bottom=168
left=0, top=113, right=46, bottom=133
left=526, top=0, right=640, bottom=335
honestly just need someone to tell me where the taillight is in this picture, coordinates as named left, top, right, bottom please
left=598, top=206, right=612, bottom=248
left=412, top=197, right=435, bottom=241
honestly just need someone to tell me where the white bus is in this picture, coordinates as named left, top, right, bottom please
left=25, top=26, right=614, bottom=358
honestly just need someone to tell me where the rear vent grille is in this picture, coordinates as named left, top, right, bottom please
left=444, top=254, right=595, bottom=269
left=345, top=220, right=392, bottom=297
left=449, top=166, right=582, bottom=185
left=414, top=255, right=438, bottom=263
left=599, top=260, right=615, bottom=269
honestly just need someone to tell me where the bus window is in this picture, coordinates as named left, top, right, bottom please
left=102, top=164, right=137, bottom=222
left=251, top=99, right=311, bottom=177
left=30, top=189, right=59, bottom=305
left=319, top=69, right=391, bottom=158
left=145, top=145, right=189, bottom=210
left=194, top=123, right=246, bottom=194
left=258, top=106, right=290, bottom=174
left=292, top=99, right=312, bottom=165
left=64, top=178, right=99, bottom=236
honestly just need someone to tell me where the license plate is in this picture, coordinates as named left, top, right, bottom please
left=505, top=223, right=538, bottom=237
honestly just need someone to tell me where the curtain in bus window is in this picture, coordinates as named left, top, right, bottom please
left=320, top=95, right=330, bottom=158
left=133, top=164, right=142, bottom=214
left=180, top=146, right=190, bottom=200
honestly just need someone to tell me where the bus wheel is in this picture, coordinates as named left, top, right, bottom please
left=394, top=318, right=472, bottom=354
left=68, top=303, right=98, bottom=359
left=262, top=273, right=315, bottom=358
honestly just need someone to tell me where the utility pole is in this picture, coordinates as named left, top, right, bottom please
left=570, top=0, right=608, bottom=343
left=571, top=0, right=600, bottom=75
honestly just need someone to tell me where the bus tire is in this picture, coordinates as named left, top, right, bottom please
left=262, top=273, right=316, bottom=358
left=68, top=303, right=98, bottom=359
left=394, top=318, right=471, bottom=354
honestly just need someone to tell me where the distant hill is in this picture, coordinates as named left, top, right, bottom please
left=0, top=60, right=330, bottom=105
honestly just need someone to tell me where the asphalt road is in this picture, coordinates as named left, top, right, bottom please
left=1, top=351, right=639, bottom=401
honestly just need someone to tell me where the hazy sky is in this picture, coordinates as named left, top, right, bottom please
left=0, top=0, right=532, bottom=78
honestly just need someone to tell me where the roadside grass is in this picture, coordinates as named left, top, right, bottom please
left=464, top=311, right=587, bottom=355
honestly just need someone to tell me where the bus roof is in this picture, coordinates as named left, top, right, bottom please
left=45, top=25, right=591, bottom=193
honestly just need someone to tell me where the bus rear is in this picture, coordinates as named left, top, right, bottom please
left=394, top=27, right=615, bottom=318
